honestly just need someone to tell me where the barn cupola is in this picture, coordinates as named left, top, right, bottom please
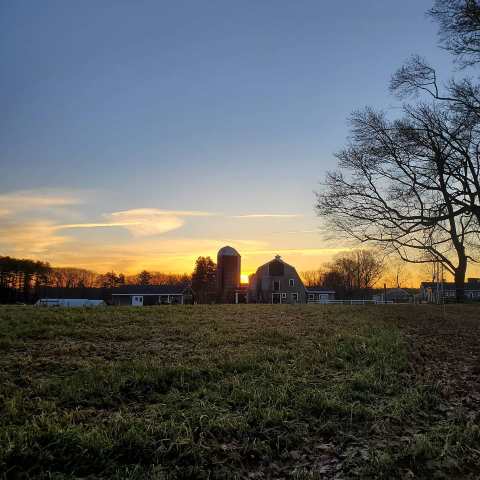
left=269, top=255, right=285, bottom=276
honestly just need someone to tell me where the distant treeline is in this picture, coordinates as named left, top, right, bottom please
left=0, top=257, right=51, bottom=303
left=0, top=256, right=191, bottom=304
left=2, top=251, right=391, bottom=303
left=46, top=268, right=191, bottom=289
left=301, top=250, right=385, bottom=299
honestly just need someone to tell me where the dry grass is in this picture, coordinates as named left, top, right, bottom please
left=0, top=304, right=479, bottom=479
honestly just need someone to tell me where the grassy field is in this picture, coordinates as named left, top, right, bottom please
left=1, top=305, right=480, bottom=479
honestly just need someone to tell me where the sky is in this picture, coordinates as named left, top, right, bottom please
left=0, top=1, right=464, bottom=280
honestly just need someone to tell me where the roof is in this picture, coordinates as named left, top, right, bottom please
left=378, top=288, right=412, bottom=299
left=255, top=255, right=289, bottom=270
left=420, top=280, right=480, bottom=291
left=112, top=284, right=191, bottom=295
left=385, top=288, right=411, bottom=295
left=35, top=287, right=107, bottom=299
left=218, top=246, right=240, bottom=256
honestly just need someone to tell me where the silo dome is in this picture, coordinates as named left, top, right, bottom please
left=218, top=245, right=240, bottom=257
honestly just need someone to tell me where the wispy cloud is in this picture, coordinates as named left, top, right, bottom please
left=56, top=208, right=215, bottom=237
left=0, top=190, right=85, bottom=254
left=232, top=213, right=304, bottom=219
left=0, top=220, right=70, bottom=255
left=111, top=208, right=214, bottom=218
left=0, top=190, right=82, bottom=216
left=0, top=189, right=218, bottom=257
left=0, top=189, right=343, bottom=273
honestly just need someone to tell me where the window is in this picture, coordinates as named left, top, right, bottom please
left=273, top=280, right=280, bottom=291
left=281, top=293, right=287, bottom=299
left=291, top=293, right=298, bottom=302
left=269, top=260, right=284, bottom=276
left=308, top=293, right=314, bottom=301
left=289, top=279, right=295, bottom=287
left=159, top=295, right=169, bottom=304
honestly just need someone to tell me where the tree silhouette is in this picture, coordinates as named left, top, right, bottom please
left=137, top=270, right=152, bottom=285
left=316, top=0, right=480, bottom=304
left=0, top=256, right=51, bottom=303
left=316, top=103, right=478, bottom=301
left=430, top=0, right=480, bottom=67
left=98, top=271, right=125, bottom=289
left=191, top=256, right=216, bottom=304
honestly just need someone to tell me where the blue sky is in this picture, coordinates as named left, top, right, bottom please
left=0, top=1, right=459, bottom=277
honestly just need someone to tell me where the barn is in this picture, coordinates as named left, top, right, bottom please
left=248, top=255, right=307, bottom=304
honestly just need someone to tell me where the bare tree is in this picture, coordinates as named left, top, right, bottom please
left=301, top=269, right=324, bottom=287
left=319, top=250, right=384, bottom=299
left=391, top=55, right=480, bottom=226
left=316, top=103, right=479, bottom=301
left=355, top=250, right=385, bottom=290
left=385, top=260, right=410, bottom=289
left=48, top=267, right=98, bottom=288
left=430, top=0, right=480, bottom=67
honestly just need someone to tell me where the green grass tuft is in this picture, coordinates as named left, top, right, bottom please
left=1, top=304, right=479, bottom=478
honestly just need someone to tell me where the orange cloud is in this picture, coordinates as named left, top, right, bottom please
left=0, top=189, right=362, bottom=275
left=0, top=220, right=70, bottom=255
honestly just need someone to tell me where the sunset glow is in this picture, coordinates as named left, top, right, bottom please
left=3, top=3, right=480, bottom=477
left=1, top=1, right=474, bottom=288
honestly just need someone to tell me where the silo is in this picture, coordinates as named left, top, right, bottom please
left=217, top=246, right=241, bottom=303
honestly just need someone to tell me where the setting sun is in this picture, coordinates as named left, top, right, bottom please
left=240, top=273, right=250, bottom=284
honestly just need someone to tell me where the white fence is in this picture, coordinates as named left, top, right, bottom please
left=308, top=299, right=394, bottom=305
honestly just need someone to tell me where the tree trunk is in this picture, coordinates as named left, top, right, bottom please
left=454, top=256, right=467, bottom=303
